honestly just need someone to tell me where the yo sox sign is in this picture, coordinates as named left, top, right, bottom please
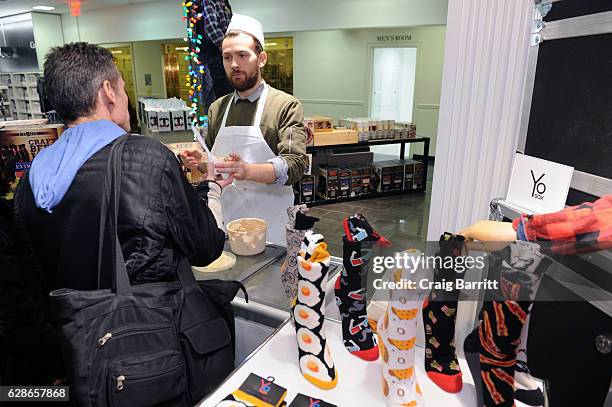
left=506, top=153, right=573, bottom=214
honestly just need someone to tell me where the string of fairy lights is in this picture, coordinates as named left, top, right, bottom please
left=182, top=1, right=206, bottom=126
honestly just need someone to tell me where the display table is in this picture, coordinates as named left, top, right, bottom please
left=199, top=317, right=479, bottom=407
left=195, top=245, right=548, bottom=406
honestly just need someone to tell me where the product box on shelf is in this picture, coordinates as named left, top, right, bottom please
left=361, top=166, right=372, bottom=194
left=157, top=111, right=172, bottom=132
left=413, top=159, right=425, bottom=189
left=401, top=159, right=425, bottom=190
left=396, top=122, right=417, bottom=139
left=295, top=175, right=316, bottom=204
left=389, top=160, right=405, bottom=191
left=146, top=110, right=159, bottom=131
left=170, top=109, right=189, bottom=131
left=313, top=129, right=358, bottom=147
left=304, top=116, right=333, bottom=133
left=314, top=165, right=339, bottom=200
left=0, top=123, right=63, bottom=198
left=348, top=166, right=363, bottom=197
left=371, top=161, right=394, bottom=193
left=337, top=167, right=352, bottom=198
left=402, top=160, right=415, bottom=190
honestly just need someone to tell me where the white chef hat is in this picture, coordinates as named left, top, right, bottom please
left=226, top=14, right=265, bottom=49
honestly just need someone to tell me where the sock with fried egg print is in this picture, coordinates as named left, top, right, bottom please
left=377, top=252, right=424, bottom=407
left=292, top=231, right=338, bottom=390
left=335, top=214, right=391, bottom=361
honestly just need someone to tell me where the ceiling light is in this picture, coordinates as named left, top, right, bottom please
left=32, top=5, right=56, bottom=11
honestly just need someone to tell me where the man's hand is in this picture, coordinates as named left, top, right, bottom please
left=179, top=148, right=205, bottom=172
left=459, top=220, right=517, bottom=242
left=203, top=159, right=235, bottom=188
left=214, top=153, right=249, bottom=180
left=214, top=153, right=278, bottom=184
left=459, top=220, right=517, bottom=252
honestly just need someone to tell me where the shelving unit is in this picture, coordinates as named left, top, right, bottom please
left=0, top=72, right=45, bottom=121
left=304, top=137, right=430, bottom=207
left=307, top=136, right=430, bottom=161
left=0, top=85, right=11, bottom=122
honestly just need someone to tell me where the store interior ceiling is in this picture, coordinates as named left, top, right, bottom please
left=0, top=0, right=159, bottom=18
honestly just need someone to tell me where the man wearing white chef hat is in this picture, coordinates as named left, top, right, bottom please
left=182, top=13, right=308, bottom=246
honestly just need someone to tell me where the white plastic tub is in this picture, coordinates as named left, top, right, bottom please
left=226, top=218, right=267, bottom=256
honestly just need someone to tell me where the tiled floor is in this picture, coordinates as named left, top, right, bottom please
left=309, top=167, right=433, bottom=257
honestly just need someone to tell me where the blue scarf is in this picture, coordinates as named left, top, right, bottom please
left=29, top=120, right=126, bottom=213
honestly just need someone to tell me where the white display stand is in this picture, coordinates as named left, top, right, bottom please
left=200, top=318, right=479, bottom=407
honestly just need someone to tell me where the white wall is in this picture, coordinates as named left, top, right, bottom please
left=57, top=1, right=446, bottom=157
left=31, top=13, right=65, bottom=69
left=60, top=13, right=79, bottom=43
left=61, top=1, right=183, bottom=44
left=233, top=0, right=448, bottom=33
left=293, top=26, right=446, bottom=156
left=60, top=0, right=447, bottom=43
left=132, top=41, right=166, bottom=99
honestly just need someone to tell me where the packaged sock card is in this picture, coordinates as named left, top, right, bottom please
left=217, top=396, right=287, bottom=407
left=288, top=393, right=337, bottom=407
left=230, top=374, right=287, bottom=407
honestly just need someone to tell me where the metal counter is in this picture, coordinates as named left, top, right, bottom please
left=192, top=241, right=285, bottom=283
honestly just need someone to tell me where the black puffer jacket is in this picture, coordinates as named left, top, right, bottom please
left=0, top=198, right=65, bottom=383
left=14, top=135, right=225, bottom=291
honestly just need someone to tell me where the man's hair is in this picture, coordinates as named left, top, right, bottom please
left=43, top=42, right=120, bottom=123
left=224, top=30, right=264, bottom=54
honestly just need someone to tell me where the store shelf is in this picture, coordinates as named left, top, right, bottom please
left=302, top=137, right=431, bottom=206
left=308, top=188, right=426, bottom=207
left=306, top=136, right=429, bottom=152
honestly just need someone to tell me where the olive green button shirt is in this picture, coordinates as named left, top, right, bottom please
left=206, top=85, right=308, bottom=186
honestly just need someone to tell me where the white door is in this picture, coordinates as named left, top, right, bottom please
left=370, top=47, right=417, bottom=156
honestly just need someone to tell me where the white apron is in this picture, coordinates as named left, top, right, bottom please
left=211, top=85, right=293, bottom=246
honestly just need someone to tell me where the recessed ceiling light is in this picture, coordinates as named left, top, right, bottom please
left=32, top=6, right=56, bottom=11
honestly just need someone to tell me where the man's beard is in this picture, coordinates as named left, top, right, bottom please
left=228, top=69, right=260, bottom=92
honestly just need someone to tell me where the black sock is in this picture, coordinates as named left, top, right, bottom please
left=295, top=211, right=319, bottom=231
left=335, top=236, right=378, bottom=361
left=423, top=233, right=464, bottom=393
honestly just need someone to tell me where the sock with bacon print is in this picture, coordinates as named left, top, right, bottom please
left=478, top=242, right=551, bottom=407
